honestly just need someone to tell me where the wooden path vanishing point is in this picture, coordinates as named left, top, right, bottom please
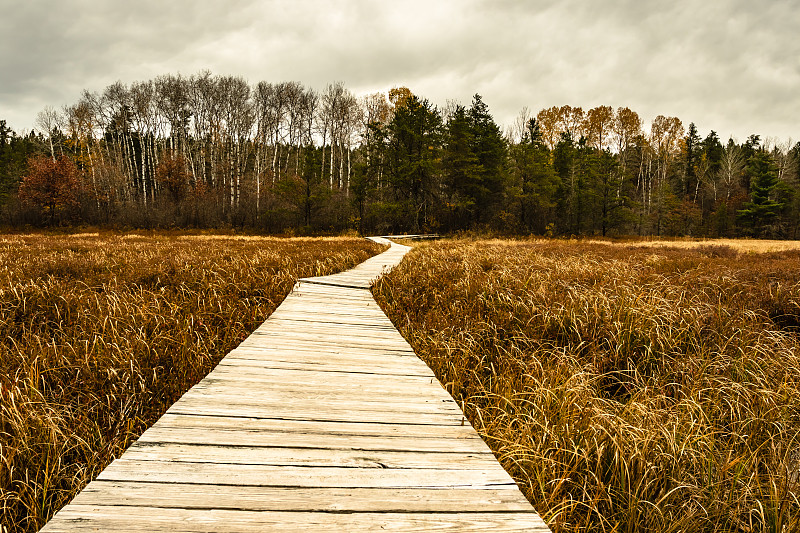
left=40, top=237, right=549, bottom=532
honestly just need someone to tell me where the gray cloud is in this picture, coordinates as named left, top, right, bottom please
left=1, top=0, right=797, bottom=141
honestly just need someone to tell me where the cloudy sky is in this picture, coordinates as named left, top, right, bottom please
left=1, top=0, right=798, bottom=143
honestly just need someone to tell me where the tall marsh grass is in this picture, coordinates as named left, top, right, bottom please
left=374, top=240, right=800, bottom=532
left=0, top=234, right=382, bottom=533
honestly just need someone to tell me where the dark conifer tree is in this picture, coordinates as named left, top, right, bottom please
left=467, top=95, right=506, bottom=224
left=683, top=123, right=701, bottom=197
left=385, top=96, right=442, bottom=232
left=442, top=105, right=481, bottom=230
left=508, top=118, right=559, bottom=233
left=738, top=150, right=782, bottom=236
left=0, top=121, right=44, bottom=213
left=702, top=131, right=723, bottom=175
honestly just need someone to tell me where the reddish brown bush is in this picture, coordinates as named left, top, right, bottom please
left=18, top=156, right=80, bottom=225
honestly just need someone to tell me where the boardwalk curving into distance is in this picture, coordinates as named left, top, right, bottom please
left=40, top=237, right=549, bottom=532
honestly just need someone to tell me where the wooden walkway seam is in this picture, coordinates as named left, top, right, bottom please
left=40, top=237, right=550, bottom=532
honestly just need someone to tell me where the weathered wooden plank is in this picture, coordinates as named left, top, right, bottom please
left=249, top=332, right=409, bottom=347
left=172, top=394, right=463, bottom=419
left=122, top=443, right=495, bottom=468
left=253, top=324, right=401, bottom=335
left=195, top=369, right=442, bottom=386
left=167, top=403, right=466, bottom=426
left=135, top=428, right=486, bottom=453
left=97, top=460, right=517, bottom=488
left=258, top=323, right=400, bottom=337
left=270, top=305, right=384, bottom=315
left=152, top=414, right=477, bottom=440
left=290, top=286, right=376, bottom=299
left=67, top=482, right=535, bottom=512
left=146, top=413, right=479, bottom=441
left=181, top=376, right=459, bottom=400
left=238, top=334, right=412, bottom=351
left=216, top=357, right=435, bottom=378
left=269, top=305, right=393, bottom=318
left=228, top=342, right=414, bottom=354
left=42, top=506, right=548, bottom=532
left=254, top=321, right=402, bottom=331
left=265, top=314, right=393, bottom=325
left=260, top=303, right=381, bottom=312
left=169, top=397, right=463, bottom=421
left=257, top=320, right=398, bottom=330
left=200, top=365, right=441, bottom=385
left=192, top=374, right=449, bottom=396
left=231, top=343, right=416, bottom=356
left=186, top=385, right=456, bottom=404
left=224, top=351, right=423, bottom=369
left=220, top=356, right=426, bottom=375
left=278, top=295, right=377, bottom=304
left=247, top=327, right=411, bottom=342
left=228, top=344, right=418, bottom=358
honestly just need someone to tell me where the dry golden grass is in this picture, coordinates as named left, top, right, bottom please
left=373, top=239, right=800, bottom=533
left=0, top=234, right=382, bottom=533
left=589, top=238, right=800, bottom=254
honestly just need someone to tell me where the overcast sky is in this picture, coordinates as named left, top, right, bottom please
left=1, top=0, right=798, bottom=144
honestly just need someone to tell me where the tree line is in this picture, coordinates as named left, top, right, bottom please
left=1, top=71, right=798, bottom=238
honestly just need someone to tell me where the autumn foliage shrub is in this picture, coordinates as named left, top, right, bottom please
left=0, top=234, right=382, bottom=533
left=17, top=156, right=80, bottom=225
left=373, top=239, right=800, bottom=533
left=156, top=154, right=191, bottom=204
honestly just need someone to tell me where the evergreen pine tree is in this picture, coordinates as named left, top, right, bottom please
left=467, top=95, right=506, bottom=224
left=683, top=123, right=701, bottom=197
left=508, top=118, right=558, bottom=233
left=442, top=105, right=481, bottom=230
left=385, top=96, right=442, bottom=232
left=737, top=151, right=782, bottom=236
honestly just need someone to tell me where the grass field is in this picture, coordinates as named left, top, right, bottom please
left=373, top=238, right=800, bottom=532
left=0, top=233, right=383, bottom=533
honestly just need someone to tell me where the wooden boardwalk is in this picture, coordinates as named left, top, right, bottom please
left=40, top=238, right=549, bottom=532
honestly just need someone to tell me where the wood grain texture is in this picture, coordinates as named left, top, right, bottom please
left=69, top=482, right=535, bottom=512
left=42, top=505, right=550, bottom=532
left=39, top=237, right=550, bottom=532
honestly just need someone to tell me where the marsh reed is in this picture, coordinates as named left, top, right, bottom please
left=374, top=239, right=800, bottom=532
left=0, top=233, right=382, bottom=533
